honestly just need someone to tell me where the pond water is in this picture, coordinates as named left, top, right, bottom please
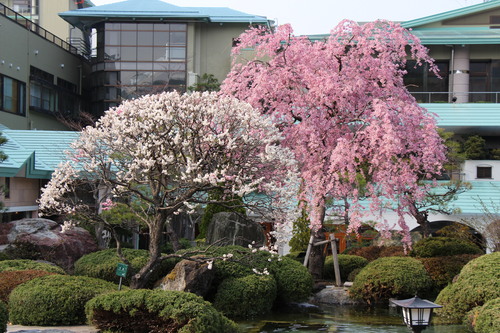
left=237, top=304, right=468, bottom=333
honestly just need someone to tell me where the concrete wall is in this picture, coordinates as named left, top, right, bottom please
left=0, top=176, right=40, bottom=210
left=0, top=12, right=85, bottom=130
left=462, top=160, right=500, bottom=181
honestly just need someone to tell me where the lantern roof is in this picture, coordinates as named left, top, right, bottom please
left=390, top=296, right=442, bottom=309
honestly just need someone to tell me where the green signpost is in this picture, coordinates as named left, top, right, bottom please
left=116, top=263, right=128, bottom=290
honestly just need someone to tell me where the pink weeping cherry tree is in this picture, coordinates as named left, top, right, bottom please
left=221, top=20, right=447, bottom=277
left=39, top=91, right=299, bottom=288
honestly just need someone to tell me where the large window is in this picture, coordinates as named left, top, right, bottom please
left=470, top=60, right=500, bottom=102
left=91, top=22, right=187, bottom=114
left=404, top=61, right=449, bottom=103
left=29, top=66, right=56, bottom=113
left=0, top=74, right=26, bottom=115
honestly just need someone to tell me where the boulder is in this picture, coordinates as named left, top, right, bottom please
left=0, top=218, right=98, bottom=271
left=312, top=285, right=361, bottom=305
left=206, top=212, right=266, bottom=247
left=158, top=259, right=214, bottom=297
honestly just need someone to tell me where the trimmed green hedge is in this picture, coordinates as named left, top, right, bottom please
left=323, top=254, right=368, bottom=282
left=435, top=252, right=500, bottom=324
left=74, top=248, right=178, bottom=287
left=179, top=245, right=313, bottom=304
left=349, top=256, right=433, bottom=305
left=0, top=301, right=7, bottom=333
left=86, top=289, right=239, bottom=333
left=466, top=297, right=500, bottom=333
left=411, top=237, right=483, bottom=258
left=0, top=259, right=65, bottom=274
left=214, top=275, right=276, bottom=318
left=8, top=275, right=117, bottom=326
left=0, top=269, right=56, bottom=303
left=418, top=254, right=480, bottom=290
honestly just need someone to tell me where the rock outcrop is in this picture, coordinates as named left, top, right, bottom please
left=158, top=259, right=214, bottom=297
left=206, top=212, right=266, bottom=247
left=0, top=218, right=98, bottom=271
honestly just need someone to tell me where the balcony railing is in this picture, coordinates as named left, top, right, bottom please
left=0, top=3, right=79, bottom=56
left=410, top=91, right=500, bottom=103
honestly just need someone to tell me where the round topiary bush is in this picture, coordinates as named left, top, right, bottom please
left=214, top=274, right=277, bottom=318
left=346, top=245, right=406, bottom=261
left=86, top=289, right=239, bottom=333
left=0, top=269, right=57, bottom=303
left=74, top=248, right=178, bottom=287
left=323, top=254, right=369, bottom=282
left=8, top=275, right=117, bottom=326
left=466, top=297, right=500, bottom=333
left=349, top=256, right=433, bottom=305
left=418, top=254, right=480, bottom=290
left=266, top=256, right=313, bottom=304
left=176, top=245, right=313, bottom=304
left=411, top=237, right=483, bottom=258
left=435, top=252, right=500, bottom=324
left=0, top=259, right=65, bottom=274
left=0, top=301, right=7, bottom=333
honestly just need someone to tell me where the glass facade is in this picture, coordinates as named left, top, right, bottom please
left=91, top=22, right=188, bottom=114
left=470, top=60, right=500, bottom=102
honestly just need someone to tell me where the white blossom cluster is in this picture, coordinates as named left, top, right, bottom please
left=38, top=91, right=299, bottom=243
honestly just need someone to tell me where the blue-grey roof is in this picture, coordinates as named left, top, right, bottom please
left=59, top=0, right=270, bottom=29
left=0, top=130, right=79, bottom=179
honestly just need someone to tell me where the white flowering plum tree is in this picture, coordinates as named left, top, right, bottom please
left=221, top=20, right=447, bottom=277
left=39, top=91, right=299, bottom=288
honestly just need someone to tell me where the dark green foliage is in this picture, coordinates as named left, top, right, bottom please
left=464, top=135, right=487, bottom=160
left=347, top=245, right=406, bottom=261
left=177, top=245, right=313, bottom=304
left=418, top=254, right=480, bottom=289
left=187, top=73, right=221, bottom=92
left=285, top=251, right=306, bottom=263
left=411, top=237, right=483, bottom=258
left=323, top=254, right=368, bottom=281
left=349, top=257, right=433, bottom=305
left=0, top=301, right=7, bottom=333
left=8, top=275, right=117, bottom=325
left=266, top=256, right=313, bottom=304
left=2, top=241, right=42, bottom=260
left=199, top=189, right=246, bottom=239
left=86, top=289, right=239, bottom=333
left=0, top=259, right=65, bottom=274
left=0, top=253, right=10, bottom=261
left=161, top=238, right=194, bottom=254
left=435, top=252, right=500, bottom=324
left=74, top=248, right=178, bottom=287
left=0, top=269, right=56, bottom=303
left=289, top=206, right=311, bottom=252
left=466, top=297, right=500, bottom=333
left=214, top=275, right=277, bottom=318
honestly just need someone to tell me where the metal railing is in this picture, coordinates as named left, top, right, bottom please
left=0, top=3, right=79, bottom=56
left=411, top=91, right=500, bottom=103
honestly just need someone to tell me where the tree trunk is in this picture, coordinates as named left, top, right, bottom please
left=129, top=213, right=165, bottom=289
left=166, top=218, right=181, bottom=252
left=307, top=204, right=326, bottom=279
left=416, top=211, right=431, bottom=238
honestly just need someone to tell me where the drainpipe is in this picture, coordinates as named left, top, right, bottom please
left=446, top=45, right=455, bottom=102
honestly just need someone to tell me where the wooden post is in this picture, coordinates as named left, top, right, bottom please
left=329, top=234, right=341, bottom=287
left=303, top=235, right=314, bottom=267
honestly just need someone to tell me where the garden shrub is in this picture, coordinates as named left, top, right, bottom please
left=214, top=274, right=277, bottom=318
left=177, top=245, right=313, bottom=304
left=0, top=269, right=56, bottom=303
left=0, top=301, right=7, bottom=333
left=418, top=254, right=480, bottom=289
left=435, top=252, right=500, bottom=324
left=323, top=254, right=368, bottom=281
left=266, top=256, right=313, bottom=304
left=8, top=275, right=117, bottom=325
left=86, top=289, right=239, bottom=333
left=74, top=248, right=178, bottom=287
left=0, top=252, right=11, bottom=261
left=349, top=256, right=433, bottom=305
left=0, top=259, right=65, bottom=274
left=466, top=297, right=500, bottom=333
left=411, top=237, right=483, bottom=258
left=346, top=245, right=405, bottom=261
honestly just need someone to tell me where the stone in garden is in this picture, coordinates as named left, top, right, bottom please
left=159, top=259, right=214, bottom=297
left=206, top=212, right=266, bottom=247
left=312, top=286, right=361, bottom=305
left=0, top=218, right=98, bottom=271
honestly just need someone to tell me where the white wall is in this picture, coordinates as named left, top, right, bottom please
left=462, top=160, right=500, bottom=181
